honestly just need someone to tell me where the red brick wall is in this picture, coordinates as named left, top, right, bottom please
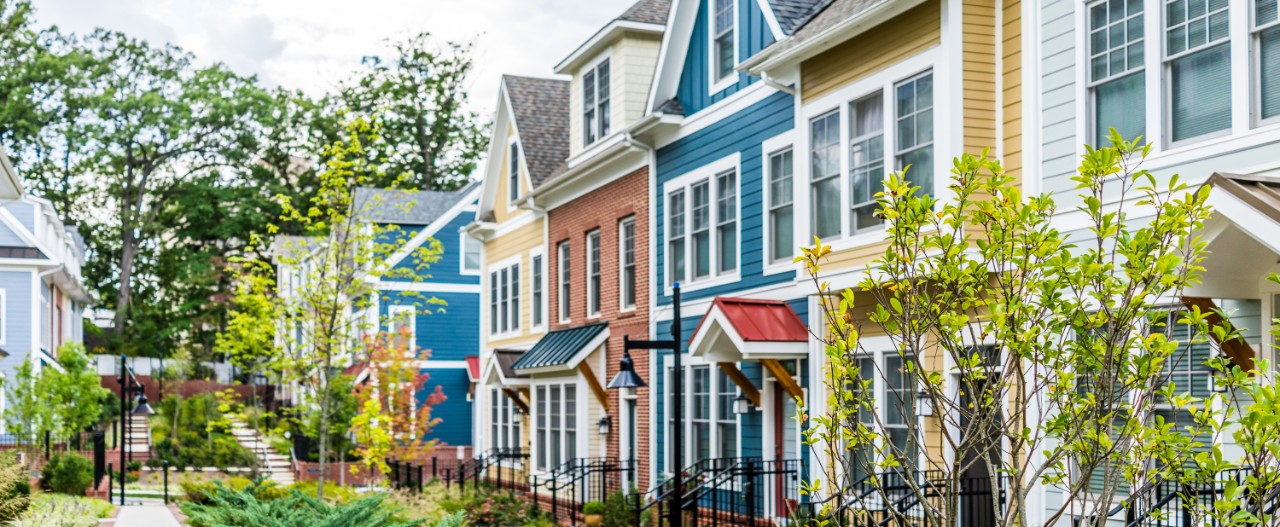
left=547, top=165, right=651, bottom=490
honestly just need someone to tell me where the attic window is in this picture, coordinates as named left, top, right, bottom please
left=509, top=142, right=520, bottom=202
left=583, top=59, right=611, bottom=145
left=713, top=0, right=736, bottom=83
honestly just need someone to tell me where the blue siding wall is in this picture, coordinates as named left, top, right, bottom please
left=0, top=270, right=33, bottom=384
left=5, top=202, right=34, bottom=234
left=388, top=212, right=480, bottom=285
left=676, top=0, right=777, bottom=115
left=418, top=367, right=473, bottom=446
left=655, top=91, right=795, bottom=305
left=0, top=223, right=26, bottom=247
left=379, top=291, right=479, bottom=362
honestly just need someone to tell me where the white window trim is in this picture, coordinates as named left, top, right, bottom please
left=532, top=378, right=585, bottom=474
left=530, top=247, right=547, bottom=331
left=487, top=254, right=522, bottom=339
left=618, top=216, right=638, bottom=312
left=388, top=304, right=416, bottom=353
left=663, top=153, right=743, bottom=297
left=558, top=241, right=572, bottom=324
left=708, top=0, right=740, bottom=96
left=582, top=51, right=613, bottom=147
left=507, top=136, right=522, bottom=205
left=1252, top=0, right=1280, bottom=127
left=659, top=355, right=744, bottom=470
left=797, top=47, right=943, bottom=257
left=1073, top=0, right=1280, bottom=156
left=761, top=130, right=797, bottom=276
left=586, top=229, right=602, bottom=319
left=841, top=334, right=927, bottom=479
left=460, top=232, right=482, bottom=276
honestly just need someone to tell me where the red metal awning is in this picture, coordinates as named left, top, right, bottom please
left=688, top=297, right=808, bottom=361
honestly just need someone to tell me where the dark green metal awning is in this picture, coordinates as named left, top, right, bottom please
left=511, top=322, right=609, bottom=371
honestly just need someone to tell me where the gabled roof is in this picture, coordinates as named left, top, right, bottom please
left=767, top=0, right=837, bottom=34
left=512, top=322, right=610, bottom=372
left=354, top=187, right=472, bottom=225
left=620, top=0, right=673, bottom=24
left=465, top=356, right=480, bottom=381
left=688, top=297, right=808, bottom=361
left=494, top=349, right=530, bottom=379
left=1204, top=173, right=1280, bottom=223
left=743, top=0, right=925, bottom=74
left=505, top=75, right=571, bottom=188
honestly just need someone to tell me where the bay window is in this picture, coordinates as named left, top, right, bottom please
left=768, top=148, right=794, bottom=263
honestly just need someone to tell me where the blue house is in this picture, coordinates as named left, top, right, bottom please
left=640, top=0, right=827, bottom=519
left=0, top=146, right=92, bottom=432
left=358, top=184, right=483, bottom=448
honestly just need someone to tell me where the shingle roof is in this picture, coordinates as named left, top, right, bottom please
left=504, top=75, right=570, bottom=189
left=494, top=350, right=529, bottom=379
left=512, top=322, right=609, bottom=371
left=0, top=246, right=45, bottom=259
left=758, top=0, right=890, bottom=58
left=617, top=0, right=672, bottom=24
left=354, top=187, right=470, bottom=225
left=655, top=98, right=685, bottom=116
left=767, top=0, right=837, bottom=34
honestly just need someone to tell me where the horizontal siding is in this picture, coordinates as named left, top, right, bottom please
left=4, top=202, right=34, bottom=234
left=618, top=35, right=662, bottom=131
left=0, top=223, right=25, bottom=247
left=482, top=217, right=545, bottom=349
left=419, top=367, right=474, bottom=446
left=1039, top=0, right=1079, bottom=207
left=676, top=0, right=776, bottom=115
left=0, top=270, right=33, bottom=385
left=493, top=124, right=529, bottom=224
left=381, top=290, right=479, bottom=362
left=655, top=91, right=795, bottom=305
left=964, top=0, right=998, bottom=157
left=800, top=0, right=941, bottom=102
left=388, top=211, right=482, bottom=285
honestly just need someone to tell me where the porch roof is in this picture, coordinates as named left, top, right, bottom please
left=689, top=297, right=808, bottom=361
left=1205, top=173, right=1280, bottom=223
left=511, top=322, right=609, bottom=373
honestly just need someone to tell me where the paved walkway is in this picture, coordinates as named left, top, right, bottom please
left=111, top=501, right=182, bottom=527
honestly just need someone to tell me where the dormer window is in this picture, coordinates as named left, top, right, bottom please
left=712, top=0, right=736, bottom=83
left=583, top=59, right=611, bottom=145
left=509, top=142, right=520, bottom=202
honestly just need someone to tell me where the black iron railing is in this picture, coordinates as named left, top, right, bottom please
left=1077, top=469, right=1280, bottom=527
left=797, top=470, right=1007, bottom=527
left=638, top=457, right=805, bottom=527
left=532, top=457, right=637, bottom=525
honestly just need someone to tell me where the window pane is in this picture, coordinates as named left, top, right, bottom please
left=621, top=219, right=635, bottom=308
left=810, top=112, right=842, bottom=239
left=692, top=181, right=711, bottom=278
left=1260, top=0, right=1279, bottom=24
left=669, top=190, right=686, bottom=284
left=1170, top=44, right=1232, bottom=141
left=511, top=265, right=520, bottom=330
left=716, top=171, right=737, bottom=273
left=851, top=93, right=885, bottom=233
left=895, top=73, right=933, bottom=193
left=1263, top=26, right=1280, bottom=120
left=598, top=61, right=611, bottom=137
left=584, top=70, right=596, bottom=145
left=769, top=149, right=795, bottom=262
left=533, top=256, right=543, bottom=326
left=1095, top=72, right=1145, bottom=149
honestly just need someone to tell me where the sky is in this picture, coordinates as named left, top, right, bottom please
left=28, top=0, right=638, bottom=115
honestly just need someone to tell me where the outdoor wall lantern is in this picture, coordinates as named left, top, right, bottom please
left=598, top=415, right=612, bottom=436
left=917, top=389, right=934, bottom=417
left=733, top=394, right=753, bottom=415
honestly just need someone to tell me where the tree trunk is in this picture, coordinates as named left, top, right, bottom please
left=114, top=228, right=137, bottom=331
left=316, top=371, right=330, bottom=500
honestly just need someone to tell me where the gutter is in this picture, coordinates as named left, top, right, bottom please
left=739, top=0, right=910, bottom=76
left=527, top=112, right=676, bottom=204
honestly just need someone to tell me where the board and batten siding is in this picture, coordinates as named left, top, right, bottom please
left=418, top=367, right=474, bottom=446
left=800, top=0, right=941, bottom=103
left=654, top=91, right=794, bottom=304
left=675, top=0, right=776, bottom=115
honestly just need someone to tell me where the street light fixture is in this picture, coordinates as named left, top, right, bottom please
left=116, top=355, right=147, bottom=506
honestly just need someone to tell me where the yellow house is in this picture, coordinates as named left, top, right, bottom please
left=467, top=74, right=567, bottom=467
left=744, top=0, right=1026, bottom=491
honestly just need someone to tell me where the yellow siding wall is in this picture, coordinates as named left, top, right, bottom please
left=800, top=0, right=942, bottom=103
left=1002, top=0, right=1023, bottom=185
left=963, top=0, right=998, bottom=157
left=481, top=217, right=546, bottom=350
left=493, top=124, right=530, bottom=224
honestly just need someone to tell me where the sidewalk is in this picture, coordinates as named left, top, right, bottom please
left=110, top=500, right=182, bottom=527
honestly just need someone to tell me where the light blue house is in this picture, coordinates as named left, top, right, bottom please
left=0, top=146, right=91, bottom=432
left=639, top=0, right=828, bottom=518
left=357, top=184, right=483, bottom=448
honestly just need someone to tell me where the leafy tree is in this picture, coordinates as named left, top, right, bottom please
left=2, top=344, right=111, bottom=466
left=797, top=134, right=1269, bottom=527
left=349, top=328, right=444, bottom=477
left=339, top=32, right=488, bottom=191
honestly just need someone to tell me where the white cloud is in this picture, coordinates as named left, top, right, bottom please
left=30, top=0, right=637, bottom=113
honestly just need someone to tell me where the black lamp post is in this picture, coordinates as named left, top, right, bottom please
left=117, top=355, right=153, bottom=506
left=616, top=283, right=682, bottom=527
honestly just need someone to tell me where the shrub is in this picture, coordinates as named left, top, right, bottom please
left=603, top=491, right=636, bottom=527
left=285, top=481, right=359, bottom=504
left=0, top=456, right=30, bottom=523
left=10, top=493, right=107, bottom=527
left=432, top=511, right=465, bottom=527
left=461, top=492, right=539, bottom=526
left=41, top=454, right=94, bottom=496
left=181, top=480, right=427, bottom=527
left=181, top=476, right=285, bottom=505
left=583, top=500, right=605, bottom=515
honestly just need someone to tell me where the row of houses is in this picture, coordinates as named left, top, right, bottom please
left=358, top=0, right=1280, bottom=522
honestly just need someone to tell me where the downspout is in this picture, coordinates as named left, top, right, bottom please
left=624, top=129, right=655, bottom=489
left=760, top=73, right=796, bottom=95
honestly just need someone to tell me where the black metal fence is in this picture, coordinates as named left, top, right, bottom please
left=637, top=457, right=804, bottom=527
left=788, top=470, right=1006, bottom=527
left=1079, top=469, right=1280, bottom=527
left=531, top=457, right=637, bottom=525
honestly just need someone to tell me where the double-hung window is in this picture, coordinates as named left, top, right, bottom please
left=810, top=111, right=842, bottom=239
left=712, top=0, right=736, bottom=83
left=1089, top=0, right=1147, bottom=143
left=691, top=366, right=712, bottom=461
left=509, top=143, right=520, bottom=202
left=558, top=242, right=571, bottom=322
left=665, top=160, right=739, bottom=289
left=715, top=369, right=738, bottom=457
left=1166, top=0, right=1232, bottom=143
left=768, top=148, right=794, bottom=263
left=674, top=364, right=741, bottom=463
left=490, top=388, right=521, bottom=451
left=849, top=94, right=885, bottom=234
left=583, top=59, right=611, bottom=145
left=619, top=218, right=636, bottom=309
left=537, top=382, right=578, bottom=471
left=532, top=254, right=544, bottom=327
left=1257, top=0, right=1280, bottom=122
left=895, top=72, right=934, bottom=189
left=489, top=262, right=520, bottom=335
left=587, top=230, right=601, bottom=317
left=462, top=234, right=482, bottom=273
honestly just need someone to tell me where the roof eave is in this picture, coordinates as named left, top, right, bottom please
left=743, top=0, right=917, bottom=76
left=0, top=146, right=24, bottom=201
left=555, top=20, right=666, bottom=74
